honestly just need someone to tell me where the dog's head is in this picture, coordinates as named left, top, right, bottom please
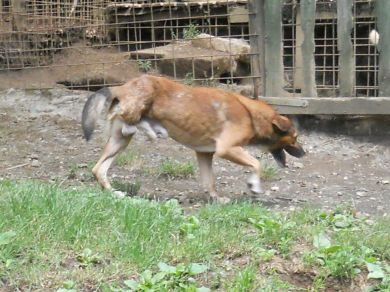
left=268, top=115, right=305, bottom=167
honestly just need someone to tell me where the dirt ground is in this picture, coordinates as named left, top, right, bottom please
left=0, top=85, right=389, bottom=217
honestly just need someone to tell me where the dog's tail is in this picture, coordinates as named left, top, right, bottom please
left=82, top=87, right=115, bottom=141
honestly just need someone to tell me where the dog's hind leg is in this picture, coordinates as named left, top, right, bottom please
left=195, top=152, right=218, bottom=200
left=92, top=119, right=132, bottom=196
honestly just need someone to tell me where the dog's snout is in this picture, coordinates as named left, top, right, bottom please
left=285, top=143, right=305, bottom=158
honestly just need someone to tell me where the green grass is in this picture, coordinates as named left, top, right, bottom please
left=0, top=180, right=389, bottom=291
left=115, top=150, right=140, bottom=167
left=183, top=23, right=201, bottom=40
left=158, top=159, right=195, bottom=179
left=260, top=162, right=279, bottom=180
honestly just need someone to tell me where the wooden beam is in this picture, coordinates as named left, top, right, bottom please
left=248, top=0, right=265, bottom=97
left=377, top=0, right=390, bottom=97
left=300, top=0, right=317, bottom=97
left=261, top=97, right=390, bottom=115
left=264, top=0, right=284, bottom=97
left=337, top=0, right=355, bottom=97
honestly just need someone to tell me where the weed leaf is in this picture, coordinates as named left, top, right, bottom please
left=324, top=245, right=342, bottom=254
left=124, top=279, right=138, bottom=289
left=366, top=263, right=385, bottom=279
left=188, top=263, right=208, bottom=275
left=313, top=233, right=331, bottom=249
left=63, top=280, right=75, bottom=289
left=158, top=262, right=176, bottom=274
left=197, top=287, right=211, bottom=292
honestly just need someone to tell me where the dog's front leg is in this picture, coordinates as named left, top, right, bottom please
left=215, top=145, right=263, bottom=195
left=92, top=119, right=132, bottom=197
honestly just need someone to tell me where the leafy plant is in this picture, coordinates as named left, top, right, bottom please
left=305, top=232, right=369, bottom=280
left=137, top=59, right=152, bottom=73
left=183, top=23, right=201, bottom=40
left=76, top=248, right=101, bottom=267
left=180, top=215, right=201, bottom=239
left=119, top=262, right=209, bottom=291
left=183, top=72, right=195, bottom=86
left=248, top=215, right=297, bottom=255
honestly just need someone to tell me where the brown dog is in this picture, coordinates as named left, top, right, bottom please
left=82, top=75, right=305, bottom=202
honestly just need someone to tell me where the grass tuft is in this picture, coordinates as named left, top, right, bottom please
left=115, top=150, right=140, bottom=167
left=158, top=159, right=195, bottom=179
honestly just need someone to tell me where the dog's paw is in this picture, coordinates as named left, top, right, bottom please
left=113, top=190, right=127, bottom=198
left=247, top=174, right=263, bottom=194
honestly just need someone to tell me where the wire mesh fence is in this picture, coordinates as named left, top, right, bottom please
left=0, top=0, right=381, bottom=98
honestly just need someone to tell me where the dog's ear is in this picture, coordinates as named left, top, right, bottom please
left=272, top=115, right=291, bottom=133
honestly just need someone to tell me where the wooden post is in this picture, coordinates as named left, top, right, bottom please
left=248, top=0, right=265, bottom=97
left=264, top=0, right=284, bottom=97
left=294, top=10, right=304, bottom=90
left=11, top=0, right=27, bottom=32
left=377, top=0, right=390, bottom=97
left=337, top=0, right=355, bottom=97
left=300, top=0, right=317, bottom=97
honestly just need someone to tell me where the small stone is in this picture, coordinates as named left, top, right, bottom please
left=31, top=159, right=41, bottom=167
left=343, top=176, right=348, bottom=180
left=30, top=153, right=39, bottom=160
left=382, top=180, right=389, bottom=185
left=356, top=191, right=366, bottom=197
left=270, top=186, right=279, bottom=192
left=77, top=163, right=88, bottom=168
left=293, top=162, right=304, bottom=169
left=337, top=192, right=342, bottom=196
